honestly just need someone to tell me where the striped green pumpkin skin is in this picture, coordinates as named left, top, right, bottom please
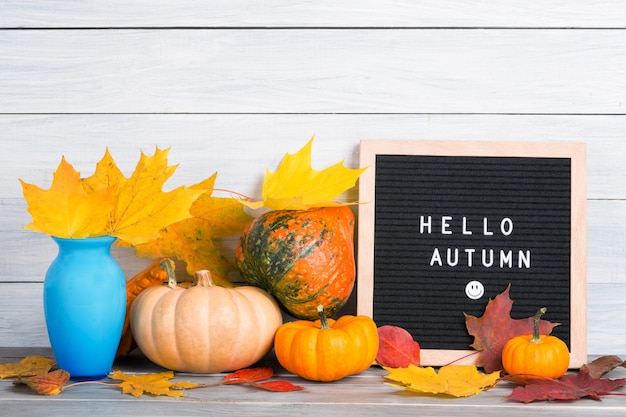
left=235, top=206, right=356, bottom=319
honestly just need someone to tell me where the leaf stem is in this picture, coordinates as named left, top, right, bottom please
left=212, top=188, right=256, bottom=201
left=63, top=381, right=120, bottom=390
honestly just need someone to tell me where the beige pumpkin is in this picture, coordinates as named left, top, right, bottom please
left=130, top=268, right=283, bottom=374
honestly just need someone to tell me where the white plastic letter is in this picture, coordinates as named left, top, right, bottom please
left=430, top=248, right=442, bottom=266
left=462, top=217, right=473, bottom=235
left=519, top=250, right=531, bottom=268
left=446, top=248, right=459, bottom=266
left=465, top=248, right=476, bottom=267
left=483, top=217, right=494, bottom=236
left=501, top=218, right=514, bottom=236
left=482, top=249, right=494, bottom=267
left=500, top=250, right=513, bottom=268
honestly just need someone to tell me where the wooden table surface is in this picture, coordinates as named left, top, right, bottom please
left=1, top=347, right=625, bottom=417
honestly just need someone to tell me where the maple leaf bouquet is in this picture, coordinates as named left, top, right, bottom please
left=18, top=147, right=229, bottom=380
left=20, top=148, right=214, bottom=245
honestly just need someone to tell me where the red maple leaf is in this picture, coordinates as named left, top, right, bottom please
left=464, top=284, right=558, bottom=373
left=223, top=367, right=274, bottom=384
left=376, top=325, right=421, bottom=368
left=507, top=367, right=626, bottom=403
left=221, top=367, right=303, bottom=392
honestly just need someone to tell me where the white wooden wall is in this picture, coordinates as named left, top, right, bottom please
left=1, top=2, right=625, bottom=355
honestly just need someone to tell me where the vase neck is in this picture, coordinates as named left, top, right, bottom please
left=51, top=236, right=117, bottom=251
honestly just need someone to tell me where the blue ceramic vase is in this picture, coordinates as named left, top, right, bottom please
left=44, top=236, right=126, bottom=380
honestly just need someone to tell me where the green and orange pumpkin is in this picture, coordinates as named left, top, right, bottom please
left=235, top=206, right=356, bottom=319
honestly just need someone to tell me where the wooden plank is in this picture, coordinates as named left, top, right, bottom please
left=1, top=114, right=624, bottom=200
left=1, top=29, right=626, bottom=114
left=1, top=1, right=626, bottom=28
left=1, top=348, right=625, bottom=416
left=1, top=280, right=624, bottom=355
left=2, top=115, right=626, bottom=285
left=0, top=283, right=48, bottom=347
left=4, top=198, right=623, bottom=285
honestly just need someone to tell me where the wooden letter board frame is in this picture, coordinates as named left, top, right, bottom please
left=357, top=140, right=587, bottom=368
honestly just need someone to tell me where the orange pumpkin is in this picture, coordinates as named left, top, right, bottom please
left=130, top=268, right=283, bottom=374
left=501, top=307, right=570, bottom=379
left=274, top=305, right=379, bottom=382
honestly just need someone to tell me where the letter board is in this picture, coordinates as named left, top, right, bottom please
left=357, top=140, right=586, bottom=368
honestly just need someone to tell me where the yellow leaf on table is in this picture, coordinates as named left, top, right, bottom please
left=241, top=136, right=367, bottom=211
left=384, top=364, right=501, bottom=398
left=0, top=356, right=57, bottom=379
left=20, top=158, right=114, bottom=238
left=109, top=370, right=199, bottom=398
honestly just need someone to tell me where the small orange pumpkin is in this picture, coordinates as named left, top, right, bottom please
left=274, top=305, right=379, bottom=382
left=130, top=266, right=283, bottom=374
left=501, top=307, right=570, bottom=379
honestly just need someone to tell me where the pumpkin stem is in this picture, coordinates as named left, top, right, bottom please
left=317, top=305, right=331, bottom=330
left=531, top=307, right=547, bottom=344
left=160, top=258, right=178, bottom=289
left=194, top=270, right=216, bottom=288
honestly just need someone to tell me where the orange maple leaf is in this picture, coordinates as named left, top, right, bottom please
left=131, top=188, right=252, bottom=287
left=14, top=369, right=70, bottom=396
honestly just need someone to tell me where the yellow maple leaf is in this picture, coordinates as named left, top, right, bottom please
left=384, top=364, right=501, bottom=398
left=0, top=356, right=57, bottom=379
left=21, top=148, right=213, bottom=245
left=109, top=370, right=199, bottom=398
left=132, top=187, right=252, bottom=287
left=88, top=148, right=211, bottom=245
left=241, top=136, right=367, bottom=211
left=21, top=158, right=114, bottom=238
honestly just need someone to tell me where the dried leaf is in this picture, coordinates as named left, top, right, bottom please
left=0, top=356, right=57, bottom=378
left=109, top=370, right=198, bottom=398
left=376, top=325, right=421, bottom=368
left=14, top=369, right=70, bottom=396
left=223, top=367, right=274, bottom=384
left=465, top=284, right=558, bottom=373
left=221, top=367, right=303, bottom=392
left=582, top=355, right=625, bottom=379
left=252, top=380, right=304, bottom=392
left=132, top=188, right=252, bottom=287
left=171, top=380, right=200, bottom=390
left=384, top=364, right=500, bottom=398
left=240, top=136, right=366, bottom=211
left=506, top=367, right=626, bottom=403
